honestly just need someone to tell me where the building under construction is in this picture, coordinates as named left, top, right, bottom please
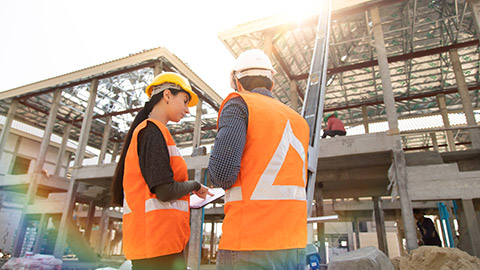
left=1, top=0, right=480, bottom=269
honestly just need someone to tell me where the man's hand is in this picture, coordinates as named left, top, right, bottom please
left=192, top=184, right=214, bottom=199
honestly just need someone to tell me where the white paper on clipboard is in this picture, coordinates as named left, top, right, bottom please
left=190, top=188, right=225, bottom=208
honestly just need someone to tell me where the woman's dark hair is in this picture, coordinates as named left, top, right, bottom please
left=238, top=76, right=273, bottom=91
left=110, top=88, right=185, bottom=206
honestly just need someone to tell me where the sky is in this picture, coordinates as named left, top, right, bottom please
left=0, top=0, right=318, bottom=99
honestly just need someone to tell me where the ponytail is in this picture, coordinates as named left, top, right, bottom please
left=110, top=93, right=163, bottom=206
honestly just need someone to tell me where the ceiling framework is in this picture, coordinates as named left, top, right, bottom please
left=219, top=0, right=480, bottom=151
left=0, top=48, right=223, bottom=157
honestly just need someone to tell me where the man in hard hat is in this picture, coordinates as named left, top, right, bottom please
left=321, top=112, right=346, bottom=138
left=208, top=49, right=309, bottom=269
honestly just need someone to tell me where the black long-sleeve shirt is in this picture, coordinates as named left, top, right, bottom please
left=137, top=121, right=200, bottom=201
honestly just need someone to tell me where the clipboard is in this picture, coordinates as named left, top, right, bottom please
left=190, top=188, right=225, bottom=208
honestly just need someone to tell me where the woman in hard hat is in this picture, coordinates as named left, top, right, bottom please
left=111, top=72, right=211, bottom=270
left=322, top=111, right=346, bottom=138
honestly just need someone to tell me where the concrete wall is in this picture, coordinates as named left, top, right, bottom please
left=0, top=133, right=71, bottom=177
left=0, top=205, right=22, bottom=253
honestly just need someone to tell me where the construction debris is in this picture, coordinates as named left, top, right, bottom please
left=327, top=246, right=394, bottom=270
left=391, top=246, right=480, bottom=270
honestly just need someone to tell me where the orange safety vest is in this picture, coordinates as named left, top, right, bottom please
left=218, top=92, right=309, bottom=251
left=122, top=119, right=190, bottom=260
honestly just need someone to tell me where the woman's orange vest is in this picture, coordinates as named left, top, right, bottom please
left=122, top=119, right=190, bottom=260
left=218, top=92, right=309, bottom=251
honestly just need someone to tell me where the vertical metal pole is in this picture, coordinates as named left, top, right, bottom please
left=54, top=79, right=98, bottom=258
left=55, top=123, right=72, bottom=176
left=436, top=94, right=456, bottom=151
left=209, top=222, right=215, bottom=264
left=0, top=99, right=19, bottom=163
left=302, top=0, right=332, bottom=223
left=371, top=6, right=418, bottom=252
left=449, top=49, right=480, bottom=149
left=98, top=116, right=112, bottom=165
left=192, top=99, right=203, bottom=149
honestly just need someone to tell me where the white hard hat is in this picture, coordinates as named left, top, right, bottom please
left=230, top=49, right=276, bottom=89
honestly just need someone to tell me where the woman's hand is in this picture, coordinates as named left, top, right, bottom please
left=192, top=184, right=213, bottom=199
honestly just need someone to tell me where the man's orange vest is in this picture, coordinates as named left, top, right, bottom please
left=218, top=92, right=309, bottom=251
left=122, top=119, right=190, bottom=259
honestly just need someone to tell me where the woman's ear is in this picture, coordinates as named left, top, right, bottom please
left=163, top=89, right=171, bottom=103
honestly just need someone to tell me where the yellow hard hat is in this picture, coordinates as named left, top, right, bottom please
left=145, top=72, right=198, bottom=107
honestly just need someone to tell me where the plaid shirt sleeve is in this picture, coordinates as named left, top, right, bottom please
left=208, top=96, right=248, bottom=189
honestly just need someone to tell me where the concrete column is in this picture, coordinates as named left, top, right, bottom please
left=34, top=89, right=62, bottom=174
left=290, top=80, right=299, bottom=111
left=187, top=168, right=203, bottom=270
left=347, top=221, right=354, bottom=251
left=64, top=152, right=73, bottom=178
left=84, top=201, right=96, bottom=242
left=98, top=116, right=112, bottom=165
left=96, top=207, right=110, bottom=255
left=371, top=7, right=399, bottom=134
left=391, top=139, right=418, bottom=252
left=430, top=133, right=440, bottom=152
left=111, top=143, right=119, bottom=163
left=209, top=222, right=215, bottom=263
left=371, top=6, right=418, bottom=252
left=32, top=214, right=48, bottom=254
left=12, top=90, right=62, bottom=257
left=373, top=197, right=389, bottom=255
left=449, top=49, right=480, bottom=149
left=436, top=94, right=456, bottom=151
left=0, top=99, right=18, bottom=163
left=54, top=123, right=72, bottom=176
left=154, top=61, right=163, bottom=76
left=314, top=188, right=327, bottom=261
left=468, top=0, right=480, bottom=41
left=192, top=99, right=203, bottom=149
left=461, top=199, right=480, bottom=256
left=354, top=217, right=361, bottom=249
left=395, top=209, right=406, bottom=256
left=54, top=79, right=98, bottom=258
left=362, top=105, right=369, bottom=133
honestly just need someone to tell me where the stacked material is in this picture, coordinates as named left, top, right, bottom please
left=328, top=246, right=395, bottom=270
left=391, top=246, right=480, bottom=270
left=1, top=254, right=62, bottom=270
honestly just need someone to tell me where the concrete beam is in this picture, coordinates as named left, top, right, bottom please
left=407, top=164, right=480, bottom=200
left=449, top=49, right=480, bottom=149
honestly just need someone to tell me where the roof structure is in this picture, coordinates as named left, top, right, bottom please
left=218, top=0, right=480, bottom=150
left=0, top=47, right=223, bottom=156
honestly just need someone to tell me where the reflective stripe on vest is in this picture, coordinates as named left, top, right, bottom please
left=224, top=120, right=306, bottom=203
left=122, top=119, right=190, bottom=260
left=145, top=198, right=189, bottom=213
left=217, top=92, right=309, bottom=251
